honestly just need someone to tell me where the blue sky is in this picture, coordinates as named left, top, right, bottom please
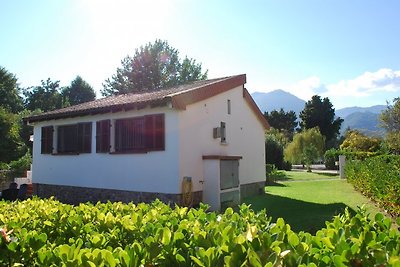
left=1, top=0, right=399, bottom=109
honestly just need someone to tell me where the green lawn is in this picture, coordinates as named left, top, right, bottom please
left=245, top=171, right=382, bottom=233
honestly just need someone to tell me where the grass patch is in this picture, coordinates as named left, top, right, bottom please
left=245, top=171, right=381, bottom=233
left=283, top=170, right=339, bottom=181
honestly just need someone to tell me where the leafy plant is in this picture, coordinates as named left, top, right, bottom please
left=0, top=198, right=399, bottom=266
left=346, top=155, right=400, bottom=217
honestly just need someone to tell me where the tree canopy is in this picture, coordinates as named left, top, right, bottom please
left=23, top=78, right=64, bottom=112
left=0, top=66, right=23, bottom=113
left=0, top=107, right=26, bottom=163
left=264, top=108, right=297, bottom=139
left=299, top=95, right=343, bottom=148
left=62, top=76, right=96, bottom=106
left=284, top=127, right=325, bottom=167
left=265, top=129, right=290, bottom=170
left=340, top=130, right=382, bottom=152
left=380, top=98, right=400, bottom=153
left=102, top=39, right=208, bottom=96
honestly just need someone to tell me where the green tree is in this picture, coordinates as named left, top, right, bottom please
left=340, top=130, right=382, bottom=152
left=264, top=108, right=297, bottom=139
left=102, top=39, right=208, bottom=96
left=0, top=107, right=26, bottom=163
left=0, top=66, right=23, bottom=113
left=303, top=144, right=319, bottom=172
left=380, top=98, right=400, bottom=153
left=265, top=131, right=288, bottom=170
left=284, top=127, right=325, bottom=168
left=24, top=78, right=65, bottom=112
left=62, top=76, right=96, bottom=106
left=299, top=95, right=343, bottom=148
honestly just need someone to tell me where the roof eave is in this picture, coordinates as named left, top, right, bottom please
left=24, top=98, right=171, bottom=124
left=243, top=88, right=270, bottom=130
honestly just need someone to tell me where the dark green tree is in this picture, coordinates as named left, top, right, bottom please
left=299, top=95, right=343, bottom=148
left=102, top=39, right=208, bottom=96
left=24, top=78, right=65, bottom=112
left=62, top=76, right=96, bottom=106
left=264, top=108, right=297, bottom=139
left=0, top=107, right=26, bottom=163
left=265, top=135, right=284, bottom=169
left=0, top=66, right=23, bottom=113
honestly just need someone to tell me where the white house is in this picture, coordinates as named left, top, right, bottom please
left=25, top=74, right=269, bottom=210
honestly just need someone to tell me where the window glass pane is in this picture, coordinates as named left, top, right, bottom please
left=78, top=123, right=92, bottom=153
left=58, top=125, right=78, bottom=153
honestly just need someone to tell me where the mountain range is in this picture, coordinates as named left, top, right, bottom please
left=251, top=90, right=386, bottom=136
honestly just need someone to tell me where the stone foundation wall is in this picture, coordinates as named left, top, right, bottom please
left=33, top=183, right=202, bottom=207
left=240, top=181, right=265, bottom=200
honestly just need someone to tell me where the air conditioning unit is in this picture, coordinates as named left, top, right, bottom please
left=213, top=122, right=226, bottom=142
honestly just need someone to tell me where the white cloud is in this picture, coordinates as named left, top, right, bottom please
left=283, top=69, right=400, bottom=105
left=324, top=68, right=400, bottom=97
left=287, top=76, right=324, bottom=100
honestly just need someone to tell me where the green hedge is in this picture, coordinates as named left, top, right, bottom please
left=346, top=155, right=400, bottom=218
left=1, top=198, right=399, bottom=266
left=324, top=149, right=381, bottom=170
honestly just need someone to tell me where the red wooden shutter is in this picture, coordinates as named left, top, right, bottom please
left=41, top=126, right=53, bottom=154
left=96, top=120, right=110, bottom=153
left=145, top=114, right=165, bottom=151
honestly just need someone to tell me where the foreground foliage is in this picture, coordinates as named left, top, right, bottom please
left=346, top=155, right=400, bottom=218
left=1, top=198, right=399, bottom=266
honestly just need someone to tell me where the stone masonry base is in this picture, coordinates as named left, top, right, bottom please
left=33, top=183, right=202, bottom=206
left=33, top=181, right=263, bottom=207
left=240, top=181, right=265, bottom=200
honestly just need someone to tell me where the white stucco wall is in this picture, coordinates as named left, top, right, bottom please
left=31, top=86, right=266, bottom=196
left=31, top=107, right=181, bottom=194
left=178, top=85, right=266, bottom=193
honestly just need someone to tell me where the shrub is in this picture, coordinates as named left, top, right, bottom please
left=282, top=160, right=292, bottom=171
left=0, top=199, right=399, bottom=266
left=346, top=155, right=400, bottom=217
left=265, top=135, right=284, bottom=169
left=324, top=148, right=339, bottom=170
left=8, top=152, right=32, bottom=178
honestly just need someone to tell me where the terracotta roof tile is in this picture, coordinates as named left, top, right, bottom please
left=24, top=74, right=269, bottom=129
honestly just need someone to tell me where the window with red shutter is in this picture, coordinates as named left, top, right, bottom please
left=41, top=126, right=53, bottom=154
left=115, top=117, right=146, bottom=152
left=57, top=122, right=92, bottom=154
left=114, top=114, right=165, bottom=153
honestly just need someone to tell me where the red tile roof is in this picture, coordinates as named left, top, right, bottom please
left=24, top=74, right=269, bottom=129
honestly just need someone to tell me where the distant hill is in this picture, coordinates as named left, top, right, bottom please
left=340, top=111, right=385, bottom=136
left=336, top=105, right=386, bottom=118
left=251, top=89, right=305, bottom=114
left=251, top=90, right=387, bottom=136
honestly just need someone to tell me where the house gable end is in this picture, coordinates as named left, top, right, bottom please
left=171, top=74, right=246, bottom=110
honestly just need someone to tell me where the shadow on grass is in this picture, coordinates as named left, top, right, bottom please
left=315, top=172, right=339, bottom=177
left=267, top=172, right=293, bottom=182
left=265, top=181, right=287, bottom=187
left=244, top=193, right=355, bottom=234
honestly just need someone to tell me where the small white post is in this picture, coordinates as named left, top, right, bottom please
left=339, top=155, right=346, bottom=179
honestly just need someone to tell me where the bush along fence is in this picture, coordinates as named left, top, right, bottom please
left=1, top=198, right=400, bottom=266
left=346, top=155, right=400, bottom=218
left=324, top=148, right=381, bottom=170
